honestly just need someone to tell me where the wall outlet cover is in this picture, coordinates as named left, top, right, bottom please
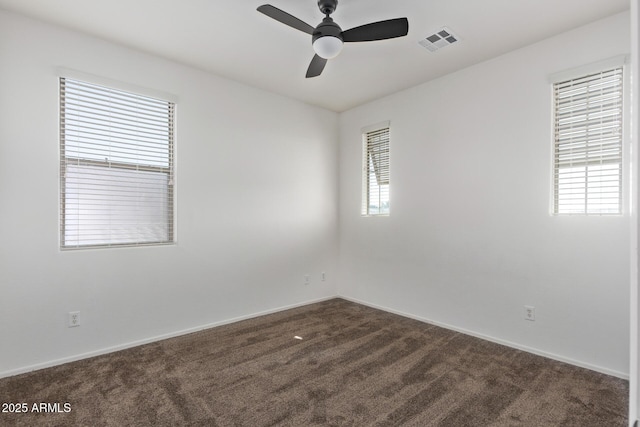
left=524, top=305, right=535, bottom=321
left=68, top=311, right=80, bottom=327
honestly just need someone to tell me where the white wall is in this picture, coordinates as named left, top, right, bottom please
left=0, top=10, right=339, bottom=377
left=338, top=12, right=631, bottom=377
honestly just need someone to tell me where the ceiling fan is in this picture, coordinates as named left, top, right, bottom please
left=257, top=0, right=409, bottom=78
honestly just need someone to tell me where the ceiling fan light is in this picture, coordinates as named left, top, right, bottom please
left=313, top=36, right=343, bottom=59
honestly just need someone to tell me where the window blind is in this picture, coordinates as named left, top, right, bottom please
left=60, top=78, right=175, bottom=248
left=362, top=126, right=390, bottom=215
left=553, top=67, right=623, bottom=215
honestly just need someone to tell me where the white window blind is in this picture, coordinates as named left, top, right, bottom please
left=362, top=126, right=390, bottom=216
left=553, top=67, right=623, bottom=215
left=60, top=78, right=175, bottom=248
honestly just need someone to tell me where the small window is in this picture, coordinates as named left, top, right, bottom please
left=60, top=78, right=175, bottom=248
left=361, top=125, right=390, bottom=216
left=553, top=67, right=624, bottom=215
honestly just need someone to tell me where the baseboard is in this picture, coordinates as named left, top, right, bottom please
left=0, top=295, right=337, bottom=379
left=3, top=293, right=628, bottom=380
left=337, top=295, right=629, bottom=380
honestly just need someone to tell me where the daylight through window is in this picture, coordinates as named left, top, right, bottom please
left=362, top=126, right=390, bottom=216
left=553, top=67, right=623, bottom=215
left=60, top=78, right=175, bottom=248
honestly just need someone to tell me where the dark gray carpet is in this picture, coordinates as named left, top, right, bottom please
left=0, top=298, right=628, bottom=426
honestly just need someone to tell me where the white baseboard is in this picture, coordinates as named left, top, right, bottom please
left=2, top=294, right=627, bottom=381
left=0, top=295, right=337, bottom=379
left=337, top=294, right=629, bottom=380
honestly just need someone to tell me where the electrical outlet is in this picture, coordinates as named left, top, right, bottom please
left=524, top=306, right=535, bottom=321
left=68, top=311, right=80, bottom=327
left=321, top=272, right=326, bottom=281
left=304, top=275, right=310, bottom=285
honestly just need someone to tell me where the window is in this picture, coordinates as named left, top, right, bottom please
left=553, top=66, right=623, bottom=215
left=60, top=78, right=175, bottom=248
left=362, top=124, right=390, bottom=216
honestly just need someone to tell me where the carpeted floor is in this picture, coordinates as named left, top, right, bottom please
left=0, top=298, right=629, bottom=426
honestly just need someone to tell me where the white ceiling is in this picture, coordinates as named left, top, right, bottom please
left=0, top=0, right=630, bottom=112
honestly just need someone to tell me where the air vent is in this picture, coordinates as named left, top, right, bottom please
left=419, top=27, right=460, bottom=52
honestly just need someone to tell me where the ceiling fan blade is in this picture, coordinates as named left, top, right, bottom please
left=257, top=4, right=314, bottom=35
left=306, top=54, right=328, bottom=78
left=341, top=18, right=409, bottom=42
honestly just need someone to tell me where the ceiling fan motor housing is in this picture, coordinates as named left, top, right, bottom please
left=317, top=0, right=338, bottom=15
left=312, top=17, right=343, bottom=44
